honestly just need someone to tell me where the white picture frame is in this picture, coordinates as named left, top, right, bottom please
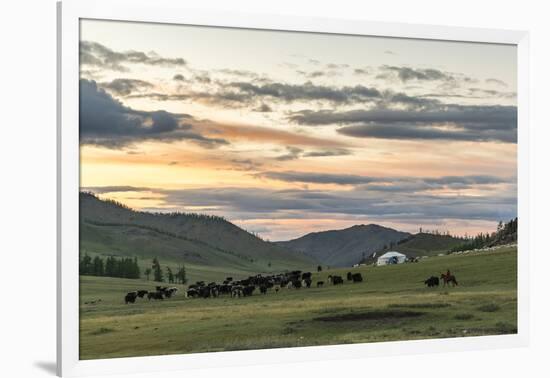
left=57, top=1, right=530, bottom=376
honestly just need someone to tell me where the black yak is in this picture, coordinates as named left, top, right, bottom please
left=424, top=276, right=439, bottom=287
left=125, top=291, right=138, bottom=304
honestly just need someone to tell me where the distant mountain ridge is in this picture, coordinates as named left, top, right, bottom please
left=275, top=224, right=410, bottom=267
left=79, top=192, right=314, bottom=271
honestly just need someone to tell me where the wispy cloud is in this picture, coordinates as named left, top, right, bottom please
left=80, top=41, right=187, bottom=72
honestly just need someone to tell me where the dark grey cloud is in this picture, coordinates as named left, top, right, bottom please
left=79, top=79, right=228, bottom=148
left=296, top=70, right=325, bottom=79
left=253, top=103, right=273, bottom=113
left=257, top=171, right=512, bottom=190
left=100, top=78, right=153, bottom=96
left=302, top=148, right=352, bottom=158
left=468, top=87, right=516, bottom=99
left=217, top=69, right=258, bottom=78
left=226, top=81, right=381, bottom=104
left=289, top=104, right=517, bottom=143
left=80, top=41, right=187, bottom=72
left=258, top=171, right=379, bottom=185
left=379, top=65, right=455, bottom=82
left=273, top=147, right=352, bottom=161
left=173, top=74, right=185, bottom=81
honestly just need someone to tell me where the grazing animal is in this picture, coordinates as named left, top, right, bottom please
left=328, top=275, right=344, bottom=285
left=147, top=291, right=164, bottom=300
left=301, top=272, right=312, bottom=280
left=441, top=273, right=458, bottom=287
left=136, top=290, right=148, bottom=298
left=316, top=281, right=324, bottom=288
left=424, top=276, right=439, bottom=287
left=125, top=292, right=138, bottom=304
left=302, top=278, right=312, bottom=288
left=242, top=285, right=255, bottom=297
left=186, top=288, right=199, bottom=298
left=351, top=273, right=363, bottom=283
left=259, top=285, right=268, bottom=294
left=347, top=272, right=353, bottom=281
left=231, top=285, right=243, bottom=298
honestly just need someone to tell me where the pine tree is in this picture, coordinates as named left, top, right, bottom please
left=176, top=265, right=187, bottom=284
left=166, top=266, right=174, bottom=284
left=79, top=253, right=92, bottom=275
left=152, top=257, right=163, bottom=282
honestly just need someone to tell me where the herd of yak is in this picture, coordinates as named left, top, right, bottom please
left=124, top=270, right=363, bottom=304
left=124, top=269, right=458, bottom=304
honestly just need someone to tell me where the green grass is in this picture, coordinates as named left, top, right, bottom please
left=79, top=246, right=517, bottom=360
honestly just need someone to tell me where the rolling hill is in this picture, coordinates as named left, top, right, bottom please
left=79, top=192, right=315, bottom=273
left=275, top=224, right=410, bottom=267
left=385, top=233, right=466, bottom=258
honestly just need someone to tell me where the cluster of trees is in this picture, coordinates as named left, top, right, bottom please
left=417, top=228, right=459, bottom=237
left=146, top=257, right=187, bottom=284
left=79, top=254, right=141, bottom=279
left=79, top=253, right=187, bottom=284
left=450, top=218, right=518, bottom=252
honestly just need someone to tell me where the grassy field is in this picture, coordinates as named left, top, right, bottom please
left=79, top=246, right=517, bottom=360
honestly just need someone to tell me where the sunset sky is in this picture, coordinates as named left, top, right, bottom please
left=79, top=19, right=517, bottom=241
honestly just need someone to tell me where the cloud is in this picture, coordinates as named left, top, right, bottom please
left=302, top=148, right=352, bottom=158
left=486, top=78, right=508, bottom=87
left=253, top=103, right=273, bottom=113
left=173, top=74, right=185, bottom=81
left=273, top=147, right=353, bottom=161
left=79, top=79, right=228, bottom=148
left=256, top=171, right=511, bottom=189
left=353, top=68, right=370, bottom=75
left=226, top=81, right=381, bottom=104
left=275, top=147, right=304, bottom=161
left=257, top=171, right=380, bottom=185
left=326, top=63, right=349, bottom=69
left=379, top=65, right=455, bottom=82
left=289, top=104, right=517, bottom=143
left=228, top=158, right=264, bottom=171
left=80, top=41, right=187, bottom=72
left=217, top=69, right=258, bottom=78
left=100, top=78, right=153, bottom=96
left=296, top=70, right=325, bottom=78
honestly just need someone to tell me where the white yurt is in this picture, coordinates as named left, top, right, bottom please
left=376, top=251, right=407, bottom=266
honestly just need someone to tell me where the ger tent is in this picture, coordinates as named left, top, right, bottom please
left=376, top=251, right=407, bottom=266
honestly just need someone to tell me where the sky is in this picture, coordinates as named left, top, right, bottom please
left=79, top=19, right=517, bottom=241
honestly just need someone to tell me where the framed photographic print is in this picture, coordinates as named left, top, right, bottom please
left=57, top=1, right=530, bottom=376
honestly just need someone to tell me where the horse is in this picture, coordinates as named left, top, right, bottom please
left=440, top=273, right=458, bottom=286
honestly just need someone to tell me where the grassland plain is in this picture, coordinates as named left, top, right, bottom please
left=79, top=246, right=517, bottom=360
